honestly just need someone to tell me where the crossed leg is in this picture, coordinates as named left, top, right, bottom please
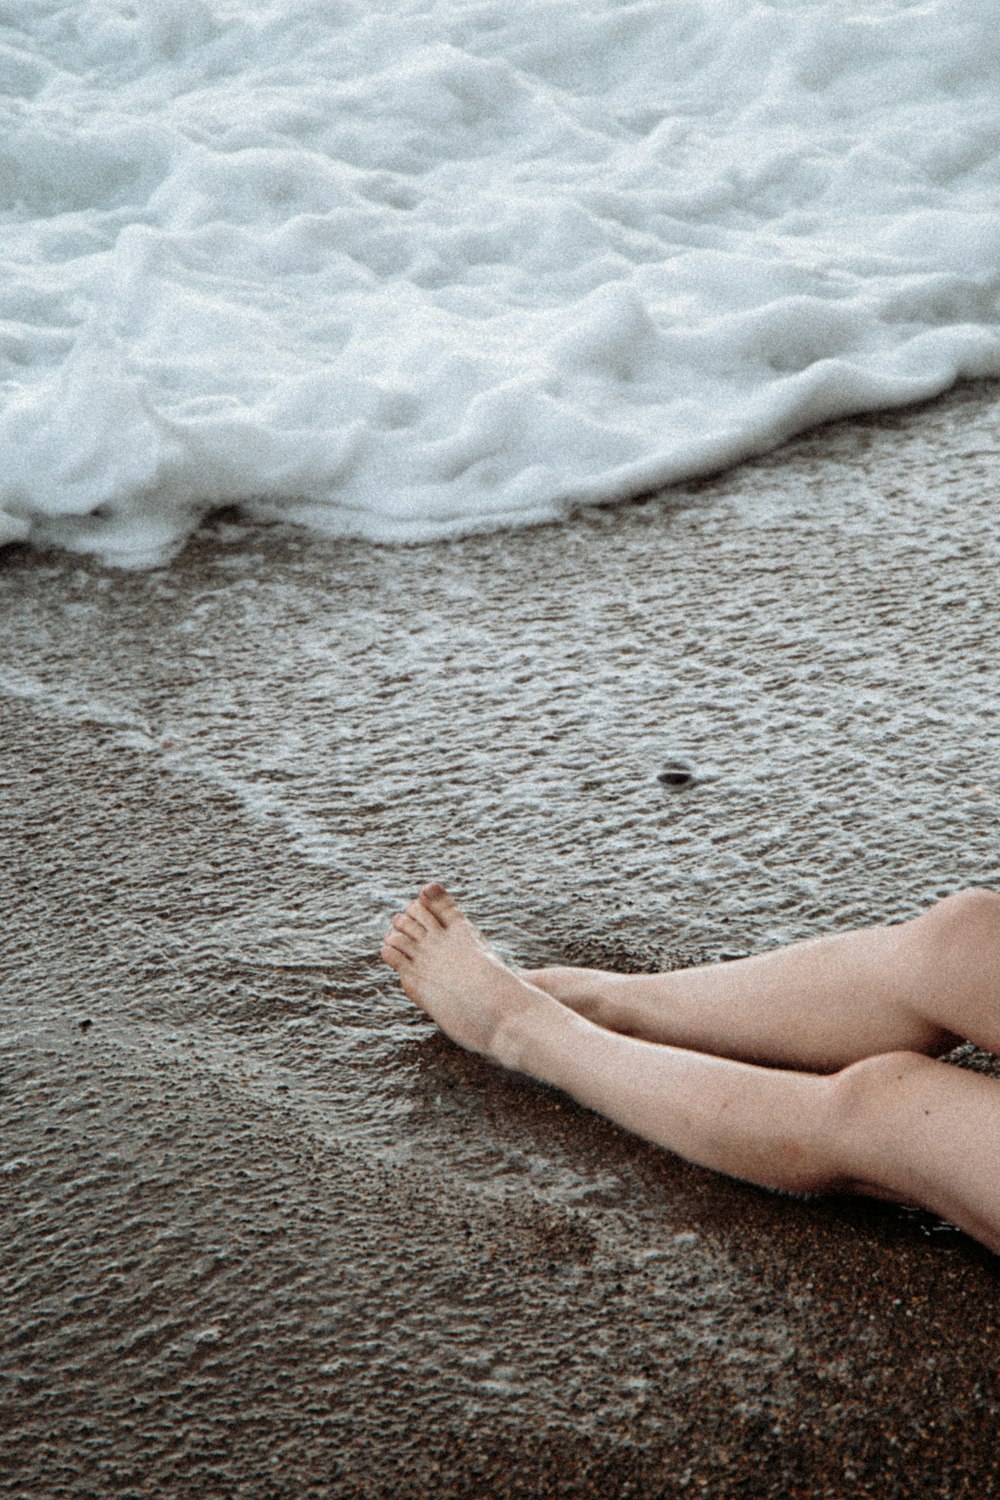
left=381, top=885, right=1000, bottom=1255
left=521, top=895, right=995, bottom=1071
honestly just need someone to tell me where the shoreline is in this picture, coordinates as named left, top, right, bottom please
left=3, top=379, right=1000, bottom=1497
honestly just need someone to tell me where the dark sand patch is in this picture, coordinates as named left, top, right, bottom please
left=2, top=381, right=1000, bottom=1496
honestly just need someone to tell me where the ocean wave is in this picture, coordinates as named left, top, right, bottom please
left=2, top=0, right=999, bottom=564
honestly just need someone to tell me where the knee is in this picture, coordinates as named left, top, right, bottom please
left=822, top=1050, right=938, bottom=1191
left=831, top=1049, right=936, bottom=1111
left=913, top=887, right=1000, bottom=956
left=758, top=1057, right=929, bottom=1197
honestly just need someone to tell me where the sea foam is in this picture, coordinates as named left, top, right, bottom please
left=2, top=0, right=999, bottom=564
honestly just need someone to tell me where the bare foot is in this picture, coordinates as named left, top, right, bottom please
left=381, top=883, right=555, bottom=1066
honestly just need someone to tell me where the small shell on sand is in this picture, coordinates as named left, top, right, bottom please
left=657, top=761, right=695, bottom=788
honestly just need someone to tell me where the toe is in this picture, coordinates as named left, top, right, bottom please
left=381, top=933, right=413, bottom=967
left=392, top=912, right=424, bottom=941
left=404, top=899, right=431, bottom=932
left=420, top=882, right=459, bottom=927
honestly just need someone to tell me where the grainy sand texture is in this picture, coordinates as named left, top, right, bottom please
left=3, top=381, right=1000, bottom=1498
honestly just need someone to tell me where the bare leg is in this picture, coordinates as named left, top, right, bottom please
left=523, top=891, right=1000, bottom=1070
left=381, top=885, right=1000, bottom=1256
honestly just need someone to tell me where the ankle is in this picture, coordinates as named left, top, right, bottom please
left=491, top=985, right=573, bottom=1074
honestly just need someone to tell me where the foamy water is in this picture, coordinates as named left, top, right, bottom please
left=2, top=0, right=999, bottom=564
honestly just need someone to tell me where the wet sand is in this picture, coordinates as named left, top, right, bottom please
left=3, top=380, right=1000, bottom=1497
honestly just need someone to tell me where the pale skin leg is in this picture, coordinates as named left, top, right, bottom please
left=381, top=885, right=1000, bottom=1256
left=522, top=917, right=974, bottom=1071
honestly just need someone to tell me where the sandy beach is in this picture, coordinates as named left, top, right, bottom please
left=3, top=379, right=1000, bottom=1497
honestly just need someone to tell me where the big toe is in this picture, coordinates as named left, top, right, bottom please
left=419, top=882, right=460, bottom=927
